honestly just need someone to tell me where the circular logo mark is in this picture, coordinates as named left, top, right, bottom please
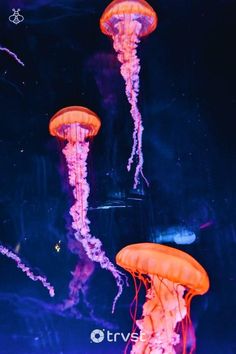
left=90, top=329, right=105, bottom=344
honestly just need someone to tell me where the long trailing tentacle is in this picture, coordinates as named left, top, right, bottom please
left=0, top=45, right=24, bottom=66
left=112, top=15, right=148, bottom=189
left=63, top=138, right=125, bottom=312
left=0, top=244, right=54, bottom=297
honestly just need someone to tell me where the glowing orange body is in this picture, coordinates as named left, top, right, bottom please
left=100, top=0, right=158, bottom=37
left=49, top=106, right=101, bottom=141
left=116, top=243, right=209, bottom=295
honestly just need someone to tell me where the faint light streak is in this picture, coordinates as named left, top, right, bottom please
left=14, top=242, right=21, bottom=254
left=89, top=205, right=131, bottom=210
left=199, top=221, right=213, bottom=230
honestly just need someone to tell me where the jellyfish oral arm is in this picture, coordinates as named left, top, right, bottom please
left=112, top=15, right=148, bottom=188
left=132, top=277, right=187, bottom=354
left=62, top=133, right=124, bottom=312
left=0, top=244, right=55, bottom=297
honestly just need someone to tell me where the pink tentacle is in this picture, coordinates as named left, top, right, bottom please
left=0, top=245, right=54, bottom=297
left=0, top=46, right=24, bottom=66
left=63, top=140, right=124, bottom=312
left=112, top=16, right=149, bottom=189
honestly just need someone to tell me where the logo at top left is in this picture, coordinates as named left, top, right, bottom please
left=9, top=8, right=24, bottom=25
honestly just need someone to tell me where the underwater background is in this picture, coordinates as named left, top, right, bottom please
left=0, top=0, right=235, bottom=353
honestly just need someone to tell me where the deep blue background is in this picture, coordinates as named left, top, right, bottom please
left=0, top=0, right=235, bottom=353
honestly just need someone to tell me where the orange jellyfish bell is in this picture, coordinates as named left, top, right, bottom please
left=116, top=243, right=209, bottom=295
left=49, top=106, right=101, bottom=142
left=116, top=243, right=210, bottom=354
left=100, top=0, right=158, bottom=37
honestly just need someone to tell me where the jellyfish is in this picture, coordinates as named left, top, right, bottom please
left=116, top=243, right=210, bottom=353
left=49, top=106, right=124, bottom=312
left=100, top=0, right=157, bottom=189
left=0, top=244, right=54, bottom=297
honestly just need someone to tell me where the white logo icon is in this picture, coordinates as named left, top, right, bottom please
left=90, top=329, right=105, bottom=344
left=9, top=8, right=24, bottom=25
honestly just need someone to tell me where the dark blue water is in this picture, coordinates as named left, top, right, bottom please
left=0, top=0, right=235, bottom=353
